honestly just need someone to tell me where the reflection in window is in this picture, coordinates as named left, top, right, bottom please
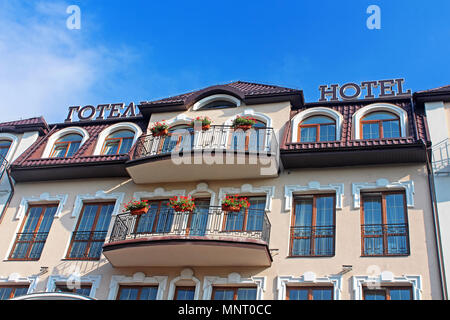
left=50, top=134, right=83, bottom=158
left=101, top=130, right=135, bottom=155
left=175, top=286, right=195, bottom=300
left=287, top=287, right=333, bottom=300
left=200, top=100, right=237, bottom=110
left=299, top=116, right=336, bottom=142
left=55, top=284, right=92, bottom=297
left=0, top=286, right=29, bottom=300
left=361, top=111, right=401, bottom=139
left=0, top=140, right=12, bottom=159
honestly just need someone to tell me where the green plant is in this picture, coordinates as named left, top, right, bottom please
left=221, top=195, right=250, bottom=210
left=232, top=116, right=257, bottom=128
left=169, top=196, right=196, bottom=212
left=123, top=199, right=149, bottom=212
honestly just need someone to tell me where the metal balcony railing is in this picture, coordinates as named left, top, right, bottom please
left=132, top=125, right=278, bottom=160
left=8, top=232, right=49, bottom=261
left=361, top=223, right=410, bottom=256
left=432, top=139, right=450, bottom=175
left=289, top=226, right=335, bottom=257
left=109, top=206, right=271, bottom=245
left=66, top=231, right=108, bottom=260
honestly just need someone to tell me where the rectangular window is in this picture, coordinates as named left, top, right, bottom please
left=290, top=195, right=335, bottom=257
left=363, top=286, right=412, bottom=300
left=55, top=284, right=92, bottom=297
left=9, top=204, right=58, bottom=261
left=174, top=286, right=196, bottom=300
left=0, top=286, right=29, bottom=300
left=117, top=285, right=158, bottom=300
left=287, top=287, right=333, bottom=300
left=223, top=196, right=266, bottom=232
left=185, top=198, right=210, bottom=236
left=212, top=287, right=257, bottom=300
left=66, top=202, right=115, bottom=260
left=361, top=192, right=409, bottom=256
left=135, top=200, right=174, bottom=234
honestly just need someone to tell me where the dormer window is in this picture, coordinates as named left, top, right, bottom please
left=101, top=130, right=135, bottom=155
left=193, top=94, right=241, bottom=111
left=0, top=140, right=12, bottom=159
left=361, top=111, right=400, bottom=139
left=50, top=134, right=82, bottom=158
left=299, top=116, right=336, bottom=142
left=201, top=100, right=237, bottom=110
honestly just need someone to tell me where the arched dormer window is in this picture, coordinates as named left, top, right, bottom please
left=101, top=130, right=135, bottom=155
left=299, top=116, right=336, bottom=142
left=50, top=134, right=83, bottom=158
left=0, top=140, right=12, bottom=159
left=193, top=94, right=241, bottom=111
left=353, top=103, right=407, bottom=140
left=360, top=111, right=400, bottom=139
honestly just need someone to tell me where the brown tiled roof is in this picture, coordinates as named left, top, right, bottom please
left=0, top=116, right=47, bottom=128
left=416, top=85, right=450, bottom=94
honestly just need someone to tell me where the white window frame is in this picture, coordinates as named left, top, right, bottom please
left=193, top=94, right=241, bottom=111
left=167, top=268, right=201, bottom=300
left=46, top=274, right=102, bottom=299
left=41, top=127, right=90, bottom=159
left=0, top=273, right=39, bottom=296
left=108, top=272, right=168, bottom=300
left=203, top=272, right=266, bottom=300
left=93, top=122, right=142, bottom=155
left=0, top=133, right=19, bottom=163
left=284, top=181, right=344, bottom=212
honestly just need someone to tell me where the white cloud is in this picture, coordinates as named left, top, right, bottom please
left=0, top=0, right=137, bottom=123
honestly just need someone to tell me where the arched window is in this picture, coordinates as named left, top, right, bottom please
left=360, top=111, right=400, bottom=139
left=0, top=140, right=12, bottom=159
left=50, top=134, right=83, bottom=158
left=101, top=130, right=135, bottom=155
left=298, top=116, right=336, bottom=142
left=200, top=100, right=237, bottom=110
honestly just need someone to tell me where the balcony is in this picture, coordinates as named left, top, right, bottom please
left=102, top=206, right=272, bottom=267
left=432, top=139, right=450, bottom=176
left=125, top=125, right=279, bottom=184
left=361, top=224, right=410, bottom=256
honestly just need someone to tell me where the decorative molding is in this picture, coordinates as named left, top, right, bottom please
left=15, top=193, right=68, bottom=220
left=71, top=190, right=125, bottom=218
left=165, top=114, right=194, bottom=127
left=284, top=182, right=344, bottom=211
left=291, top=107, right=344, bottom=142
left=0, top=273, right=39, bottom=295
left=203, top=273, right=266, bottom=300
left=46, top=274, right=102, bottom=299
left=93, top=122, right=142, bottom=155
left=168, top=268, right=201, bottom=300
left=353, top=103, right=408, bottom=139
left=276, top=272, right=343, bottom=300
left=193, top=94, right=241, bottom=111
left=133, top=188, right=186, bottom=201
left=188, top=183, right=216, bottom=207
left=108, top=272, right=168, bottom=300
left=41, top=126, right=90, bottom=159
left=352, top=272, right=422, bottom=300
left=351, top=179, right=414, bottom=209
left=218, top=184, right=275, bottom=212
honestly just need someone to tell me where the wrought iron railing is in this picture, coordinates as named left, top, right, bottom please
left=132, top=125, right=278, bottom=160
left=432, top=138, right=450, bottom=175
left=8, top=232, right=49, bottom=260
left=289, top=226, right=335, bottom=256
left=66, top=231, right=108, bottom=260
left=361, top=223, right=410, bottom=256
left=109, top=206, right=271, bottom=245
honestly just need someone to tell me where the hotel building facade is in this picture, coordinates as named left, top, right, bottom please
left=0, top=81, right=445, bottom=300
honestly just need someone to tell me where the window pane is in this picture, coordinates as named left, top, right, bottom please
left=175, top=287, right=195, bottom=300
left=118, top=138, right=133, bottom=154
left=363, top=197, right=382, bottom=225
left=237, top=288, right=257, bottom=300
left=385, top=194, right=406, bottom=224
left=319, top=124, right=336, bottom=141
left=57, top=134, right=83, bottom=142
left=109, top=130, right=135, bottom=138
left=246, top=197, right=266, bottom=231
left=288, top=289, right=309, bottom=300
left=294, top=199, right=313, bottom=227
left=213, top=289, right=235, bottom=300
left=382, top=120, right=400, bottom=138
left=140, top=287, right=158, bottom=300
left=302, top=116, right=335, bottom=125
left=12, top=287, right=28, bottom=298
left=103, top=141, right=119, bottom=155
left=118, top=287, right=139, bottom=300
left=364, top=290, right=386, bottom=300
left=51, top=144, right=69, bottom=158
left=312, top=288, right=333, bottom=300
left=66, top=142, right=81, bottom=157
left=390, top=288, right=412, bottom=300
left=362, top=123, right=380, bottom=139
left=363, top=112, right=397, bottom=121
left=0, top=287, right=13, bottom=300
left=300, top=127, right=316, bottom=142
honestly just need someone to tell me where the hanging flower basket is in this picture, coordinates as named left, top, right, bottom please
left=221, top=195, right=250, bottom=212
left=124, top=199, right=149, bottom=215
left=232, top=116, right=257, bottom=131
left=190, top=116, right=212, bottom=131
left=169, top=196, right=196, bottom=213
left=150, top=122, right=169, bottom=137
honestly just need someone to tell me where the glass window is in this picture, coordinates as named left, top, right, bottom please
left=0, top=286, right=29, bottom=300
left=299, top=116, right=336, bottom=142
left=364, top=287, right=412, bottom=300
left=361, top=111, right=401, bottom=139
left=0, top=140, right=12, bottom=159
left=212, top=287, right=257, bottom=300
left=117, top=286, right=158, bottom=300
left=231, top=120, right=267, bottom=152
left=290, top=195, right=335, bottom=256
left=361, top=192, right=409, bottom=256
left=201, top=100, right=236, bottom=110
left=224, top=196, right=266, bottom=232
left=135, top=200, right=174, bottom=235
left=50, top=134, right=83, bottom=158
left=287, top=287, right=333, bottom=300
left=161, top=125, right=193, bottom=154
left=55, top=284, right=92, bottom=297
left=102, top=130, right=135, bottom=155
left=175, top=286, right=196, bottom=300
left=9, top=205, right=57, bottom=260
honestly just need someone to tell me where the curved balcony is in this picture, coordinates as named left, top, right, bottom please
left=125, top=125, right=279, bottom=184
left=103, top=206, right=272, bottom=267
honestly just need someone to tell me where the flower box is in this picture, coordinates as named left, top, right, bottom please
left=124, top=199, right=150, bottom=215
left=150, top=122, right=169, bottom=137
left=169, top=196, right=196, bottom=213
left=191, top=116, right=212, bottom=131
left=232, top=116, right=257, bottom=131
left=130, top=207, right=149, bottom=216
left=221, top=204, right=242, bottom=212
left=221, top=195, right=250, bottom=212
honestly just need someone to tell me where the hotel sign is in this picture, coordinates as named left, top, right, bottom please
left=319, top=78, right=411, bottom=102
left=64, top=102, right=139, bottom=123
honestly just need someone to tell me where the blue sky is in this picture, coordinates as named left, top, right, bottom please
left=0, top=0, right=449, bottom=123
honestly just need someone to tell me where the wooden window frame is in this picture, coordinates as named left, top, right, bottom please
left=298, top=117, right=336, bottom=143
left=66, top=201, right=114, bottom=261
left=289, top=194, right=336, bottom=257
left=134, top=199, right=172, bottom=235
left=211, top=286, right=257, bottom=300
left=286, top=286, right=334, bottom=300
left=229, top=120, right=267, bottom=152
left=101, top=130, right=134, bottom=155
left=157, top=125, right=193, bottom=154
left=221, top=196, right=266, bottom=232
left=360, top=113, right=401, bottom=140
left=50, top=135, right=82, bottom=158
left=0, top=285, right=29, bottom=300
left=174, top=286, right=196, bottom=300
left=360, top=191, right=410, bottom=257
left=116, top=285, right=158, bottom=300
left=362, top=286, right=413, bottom=300
left=8, top=204, right=58, bottom=261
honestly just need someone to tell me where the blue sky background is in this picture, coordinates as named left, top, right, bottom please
left=0, top=0, right=449, bottom=123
